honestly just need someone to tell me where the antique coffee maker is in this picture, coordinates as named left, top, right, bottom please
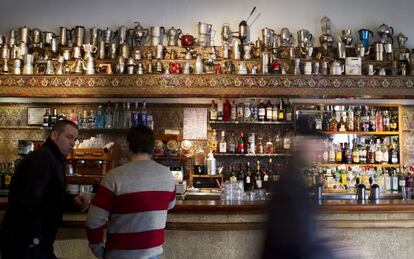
left=319, top=16, right=333, bottom=57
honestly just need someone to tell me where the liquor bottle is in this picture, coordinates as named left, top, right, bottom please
left=96, top=105, right=105, bottom=129
left=113, top=103, right=120, bottom=128
left=277, top=99, right=285, bottom=121
left=237, top=100, right=244, bottom=121
left=352, top=140, right=360, bottom=164
left=245, top=162, right=253, bottom=191
left=384, top=170, right=391, bottom=192
left=398, top=169, right=406, bottom=192
left=361, top=106, right=370, bottom=132
left=335, top=143, right=343, bottom=163
left=230, top=165, right=237, bottom=182
left=359, top=141, right=367, bottom=164
left=209, top=129, right=218, bottom=153
left=209, top=100, right=218, bottom=121
left=272, top=99, right=278, bottom=121
left=124, top=102, right=132, bottom=128
left=322, top=106, right=331, bottom=131
left=354, top=106, right=362, bottom=131
left=88, top=110, right=96, bottom=129
left=223, top=99, right=231, bottom=121
left=315, top=105, right=323, bottom=131
left=390, top=139, right=399, bottom=164
left=147, top=114, right=154, bottom=130
left=79, top=110, right=87, bottom=128
left=389, top=110, right=398, bottom=131
left=238, top=131, right=245, bottom=154
left=219, top=131, right=227, bottom=153
left=217, top=99, right=223, bottom=121
left=382, top=110, right=390, bottom=131
left=381, top=139, right=389, bottom=164
left=243, top=101, right=251, bottom=122
left=50, top=109, right=58, bottom=127
left=283, top=130, right=293, bottom=150
left=141, top=101, right=148, bottom=126
left=369, top=108, right=377, bottom=132
left=346, top=106, right=354, bottom=131
left=376, top=108, right=383, bottom=132
left=265, top=136, right=274, bottom=154
left=274, top=131, right=282, bottom=151
left=237, top=163, right=245, bottom=184
left=247, top=132, right=256, bottom=154
left=256, top=137, right=264, bottom=154
left=119, top=103, right=125, bottom=129
left=285, top=100, right=293, bottom=122
left=329, top=106, right=338, bottom=132
left=43, top=109, right=50, bottom=127
left=258, top=100, right=266, bottom=121
left=328, top=139, right=336, bottom=163
left=262, top=167, right=269, bottom=190
left=337, top=112, right=347, bottom=132
left=374, top=139, right=383, bottom=164
left=367, top=139, right=376, bottom=164
left=132, top=101, right=140, bottom=126
left=391, top=169, right=399, bottom=192
left=344, top=143, right=353, bottom=164
left=255, top=160, right=263, bottom=189
left=265, top=100, right=273, bottom=121
left=105, top=102, right=113, bottom=128
left=251, top=98, right=259, bottom=121
left=228, top=133, right=237, bottom=154
left=322, top=139, right=329, bottom=163
left=230, top=100, right=237, bottom=121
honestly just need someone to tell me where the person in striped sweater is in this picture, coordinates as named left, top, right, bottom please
left=86, top=125, right=176, bottom=259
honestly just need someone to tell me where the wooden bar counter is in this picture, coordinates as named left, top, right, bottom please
left=1, top=198, right=414, bottom=258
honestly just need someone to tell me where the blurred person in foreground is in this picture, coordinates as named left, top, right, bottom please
left=0, top=119, right=89, bottom=259
left=262, top=116, right=336, bottom=259
left=86, top=125, right=176, bottom=259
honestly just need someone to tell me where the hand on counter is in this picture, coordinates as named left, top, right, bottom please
left=73, top=192, right=91, bottom=212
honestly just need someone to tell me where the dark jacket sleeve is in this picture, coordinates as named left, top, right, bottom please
left=11, top=151, right=52, bottom=243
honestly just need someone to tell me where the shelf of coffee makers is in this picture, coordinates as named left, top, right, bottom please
left=213, top=152, right=291, bottom=157
left=320, top=131, right=399, bottom=135
left=318, top=163, right=400, bottom=168
left=65, top=174, right=103, bottom=185
left=210, top=121, right=293, bottom=125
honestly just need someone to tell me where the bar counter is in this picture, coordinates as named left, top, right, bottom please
left=1, top=198, right=414, bottom=258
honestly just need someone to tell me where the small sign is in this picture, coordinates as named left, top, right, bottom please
left=27, top=107, right=49, bottom=126
left=183, top=108, right=207, bottom=140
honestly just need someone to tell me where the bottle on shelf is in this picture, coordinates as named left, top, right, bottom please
left=346, top=106, right=354, bottom=131
left=236, top=99, right=244, bottom=121
left=361, top=106, right=370, bottom=132
left=390, top=110, right=398, bottom=131
left=258, top=100, right=266, bottom=121
left=277, top=99, right=285, bottom=121
left=217, top=98, right=224, bottom=121
left=265, top=136, right=274, bottom=154
left=230, top=100, right=237, bottom=121
left=96, top=105, right=105, bottom=129
left=243, top=100, right=252, bottom=122
left=328, top=106, right=338, bottom=131
left=251, top=98, right=258, bottom=121
left=369, top=107, right=377, bottom=132
left=50, top=109, right=58, bottom=127
left=265, top=100, right=273, bottom=121
left=322, top=105, right=331, bottom=131
left=228, top=132, right=237, bottom=154
left=219, top=130, right=227, bottom=153
left=352, top=140, right=360, bottom=164
left=389, top=139, right=399, bottom=164
left=141, top=101, right=148, bottom=126
left=104, top=102, right=113, bottom=129
left=209, top=129, right=218, bottom=153
left=43, top=109, right=50, bottom=127
left=337, top=112, right=347, bottom=132
left=223, top=99, right=231, bottom=122
left=245, top=162, right=253, bottom=191
left=247, top=132, right=256, bottom=154
left=383, top=110, right=390, bottom=131
left=285, top=100, right=293, bottom=122
left=209, top=100, right=218, bottom=121
left=272, top=99, right=279, bottom=122
left=255, top=160, right=263, bottom=189
left=354, top=106, right=362, bottom=131
left=132, top=101, right=140, bottom=126
left=256, top=137, right=264, bottom=154
left=376, top=108, right=384, bottom=132
left=359, top=140, right=367, bottom=164
left=88, top=110, right=96, bottom=129
left=237, top=131, right=245, bottom=154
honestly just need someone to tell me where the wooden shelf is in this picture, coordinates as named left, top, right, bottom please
left=320, top=131, right=399, bottom=135
left=318, top=163, right=400, bottom=168
left=210, top=121, right=293, bottom=125
left=1, top=75, right=414, bottom=98
left=192, top=174, right=223, bottom=178
left=213, top=153, right=291, bottom=157
left=153, top=156, right=189, bottom=161
left=65, top=175, right=103, bottom=185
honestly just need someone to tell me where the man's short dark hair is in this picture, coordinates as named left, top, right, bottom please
left=127, top=125, right=155, bottom=154
left=52, top=119, right=79, bottom=134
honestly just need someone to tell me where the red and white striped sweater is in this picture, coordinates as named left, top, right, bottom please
left=86, top=159, right=176, bottom=259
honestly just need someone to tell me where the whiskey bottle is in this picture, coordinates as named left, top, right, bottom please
left=352, top=141, right=360, bottom=164
left=337, top=112, right=347, bottom=132
left=374, top=139, right=383, bottom=164
left=389, top=110, right=398, bottom=131
left=359, top=140, right=367, bottom=164
left=383, top=110, right=390, bottom=131
left=322, top=106, right=331, bottom=131
left=354, top=106, right=362, bottom=131
left=361, top=106, right=370, bottom=132
left=315, top=105, right=323, bottom=131
left=376, top=108, right=384, bottom=132
left=209, top=100, right=218, bottom=121
left=329, top=107, right=338, bottom=132
left=210, top=129, right=218, bottom=153
left=328, top=139, right=336, bottom=163
left=335, top=143, right=343, bottom=163
left=344, top=143, right=353, bottom=164
left=381, top=139, right=389, bottom=164
left=218, top=131, right=227, bottom=153
left=369, top=108, right=377, bottom=132
left=390, top=139, right=399, bottom=164
left=50, top=108, right=58, bottom=127
left=258, top=100, right=266, bottom=121
left=346, top=106, right=354, bottom=131
left=285, top=100, right=293, bottom=122
left=367, top=139, right=376, bottom=164
left=265, top=100, right=273, bottom=121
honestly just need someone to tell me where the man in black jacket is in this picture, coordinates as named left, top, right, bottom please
left=1, top=119, right=89, bottom=259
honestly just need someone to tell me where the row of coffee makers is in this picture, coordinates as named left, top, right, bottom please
left=0, top=15, right=413, bottom=76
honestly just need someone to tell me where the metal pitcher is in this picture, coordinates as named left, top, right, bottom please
left=89, top=27, right=102, bottom=46
left=166, top=26, right=182, bottom=46
left=150, top=26, right=165, bottom=46
left=19, top=26, right=31, bottom=44
left=71, top=26, right=85, bottom=47
left=358, top=29, right=374, bottom=49
left=59, top=27, right=71, bottom=46
left=132, top=22, right=149, bottom=47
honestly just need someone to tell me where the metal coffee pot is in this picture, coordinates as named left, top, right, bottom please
left=336, top=35, right=346, bottom=59
left=31, top=28, right=42, bottom=45
left=329, top=60, right=344, bottom=75
left=355, top=42, right=370, bottom=57
left=374, top=42, right=384, bottom=61
left=198, top=22, right=213, bottom=47
left=71, top=26, right=86, bottom=47
left=82, top=44, right=98, bottom=59
left=198, top=22, right=212, bottom=35
left=321, top=16, right=332, bottom=35
left=221, top=23, right=232, bottom=44
left=89, top=27, right=102, bottom=46
left=132, top=22, right=149, bottom=47
left=341, top=28, right=353, bottom=46
left=84, top=56, right=95, bottom=75
left=150, top=26, right=165, bottom=46
left=71, top=58, right=85, bottom=74
left=19, top=26, right=31, bottom=44
left=166, top=26, right=182, bottom=46
left=397, top=33, right=408, bottom=48
left=280, top=28, right=293, bottom=46
left=262, top=27, right=275, bottom=49
left=243, top=43, right=253, bottom=60
left=59, top=27, right=71, bottom=46
left=8, top=30, right=17, bottom=47
left=358, top=29, right=373, bottom=49
left=17, top=42, right=28, bottom=59
left=43, top=31, right=55, bottom=45
left=103, top=27, right=114, bottom=45
left=116, top=26, right=130, bottom=45
left=297, top=29, right=313, bottom=45
left=377, top=23, right=394, bottom=43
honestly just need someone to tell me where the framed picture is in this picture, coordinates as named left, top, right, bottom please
left=27, top=107, right=50, bottom=126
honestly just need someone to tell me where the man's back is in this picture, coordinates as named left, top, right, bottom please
left=86, top=159, right=176, bottom=259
